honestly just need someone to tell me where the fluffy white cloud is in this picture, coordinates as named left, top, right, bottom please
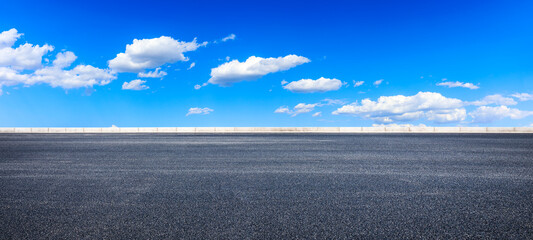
left=137, top=67, right=167, bottom=78
left=208, top=55, right=310, bottom=86
left=108, top=36, right=207, bottom=72
left=0, top=28, right=21, bottom=48
left=353, top=80, right=364, bottom=87
left=282, top=77, right=342, bottom=93
left=30, top=64, right=116, bottom=89
left=0, top=50, right=116, bottom=90
left=187, top=62, right=196, bottom=70
left=222, top=34, right=236, bottom=42
left=437, top=81, right=479, bottom=89
left=373, top=79, right=383, bottom=86
left=470, top=106, right=533, bottom=123
left=426, top=109, right=467, bottom=123
left=0, top=29, right=118, bottom=93
left=312, top=112, right=322, bottom=117
left=52, top=51, right=77, bottom=68
left=0, top=67, right=29, bottom=88
left=122, top=79, right=149, bottom=90
left=333, top=92, right=465, bottom=123
left=0, top=28, right=54, bottom=70
left=512, top=93, right=533, bottom=101
left=470, top=94, right=517, bottom=106
left=186, top=107, right=213, bottom=116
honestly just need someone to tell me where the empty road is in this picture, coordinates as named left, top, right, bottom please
left=1, top=133, right=532, bottom=239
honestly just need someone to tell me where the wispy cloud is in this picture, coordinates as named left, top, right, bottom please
left=470, top=106, right=533, bottom=123
left=512, top=93, right=533, bottom=101
left=353, top=80, right=364, bottom=87
left=469, top=94, right=516, bottom=106
left=186, top=107, right=214, bottom=116
left=222, top=33, right=236, bottom=42
left=122, top=79, right=149, bottom=90
left=312, top=112, right=322, bottom=117
left=437, top=81, right=479, bottom=89
left=275, top=99, right=344, bottom=117
left=194, top=82, right=208, bottom=90
left=138, top=67, right=167, bottom=78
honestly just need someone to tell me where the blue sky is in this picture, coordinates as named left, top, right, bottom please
left=1, top=0, right=532, bottom=127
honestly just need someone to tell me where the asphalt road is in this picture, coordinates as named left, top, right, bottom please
left=1, top=134, right=532, bottom=239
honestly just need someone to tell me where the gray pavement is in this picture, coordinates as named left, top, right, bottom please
left=1, top=134, right=533, bottom=239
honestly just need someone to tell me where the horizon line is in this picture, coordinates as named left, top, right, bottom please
left=1, top=127, right=532, bottom=134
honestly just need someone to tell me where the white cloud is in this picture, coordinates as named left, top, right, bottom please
left=437, top=81, right=479, bottom=89
left=137, top=67, right=167, bottom=78
left=282, top=77, right=342, bottom=93
left=322, top=98, right=346, bottom=105
left=186, top=107, right=213, bottom=116
left=0, top=56, right=115, bottom=91
left=30, top=63, right=116, bottom=89
left=275, top=99, right=344, bottom=117
left=333, top=92, right=465, bottom=123
left=0, top=29, right=116, bottom=92
left=0, top=28, right=54, bottom=70
left=470, top=106, right=533, bottom=123
left=122, top=79, right=149, bottom=90
left=470, top=94, right=517, bottom=106
left=274, top=106, right=291, bottom=114
left=52, top=51, right=77, bottom=68
left=426, top=109, right=467, bottom=123
left=373, top=79, right=383, bottom=86
left=0, top=28, right=21, bottom=48
left=0, top=67, right=29, bottom=88
left=108, top=36, right=207, bottom=73
left=187, top=62, right=195, bottom=70
left=275, top=103, right=317, bottom=116
left=193, top=82, right=208, bottom=90
left=292, top=103, right=318, bottom=116
left=353, top=80, right=364, bottom=87
left=222, top=34, right=236, bottom=42
left=0, top=51, right=116, bottom=89
left=312, top=112, right=322, bottom=117
left=512, top=93, right=533, bottom=101
left=208, top=55, right=310, bottom=86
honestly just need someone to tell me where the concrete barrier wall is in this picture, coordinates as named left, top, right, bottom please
left=0, top=127, right=532, bottom=133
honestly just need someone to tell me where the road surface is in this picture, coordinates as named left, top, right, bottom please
left=1, top=134, right=532, bottom=239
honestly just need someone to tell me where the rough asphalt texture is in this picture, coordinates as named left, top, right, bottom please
left=0, top=134, right=532, bottom=239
